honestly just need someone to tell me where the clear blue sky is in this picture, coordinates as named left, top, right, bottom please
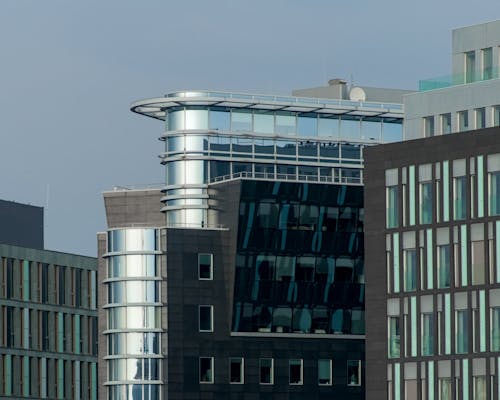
left=0, top=0, right=498, bottom=256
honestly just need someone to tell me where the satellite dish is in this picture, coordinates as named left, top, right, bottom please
left=349, top=87, right=366, bottom=102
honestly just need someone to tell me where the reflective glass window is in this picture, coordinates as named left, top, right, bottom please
left=318, top=116, right=339, bottom=137
left=199, top=254, right=213, bottom=280
left=362, top=119, right=382, bottom=140
left=456, top=309, right=468, bottom=353
left=232, top=137, right=253, bottom=153
left=404, top=249, right=417, bottom=292
left=254, top=138, right=274, bottom=155
left=491, top=307, right=500, bottom=351
left=231, top=110, right=252, bottom=132
left=382, top=121, right=403, bottom=142
left=185, top=135, right=207, bottom=153
left=318, top=359, right=332, bottom=385
left=289, top=359, right=303, bottom=385
left=276, top=140, right=296, bottom=157
left=458, top=111, right=469, bottom=131
left=209, top=109, right=230, bottom=131
left=437, top=245, right=450, bottom=288
left=259, top=358, right=273, bottom=385
left=167, top=109, right=185, bottom=130
left=441, top=113, right=451, bottom=134
left=254, top=111, right=274, bottom=134
left=341, top=116, right=361, bottom=139
left=298, top=141, right=317, bottom=158
left=421, top=313, right=434, bottom=356
left=276, top=112, right=296, bottom=135
left=388, top=316, right=400, bottom=358
left=273, top=307, right=292, bottom=332
left=185, top=109, right=208, bottom=130
left=292, top=308, right=312, bottom=333
left=210, top=161, right=230, bottom=180
left=489, top=171, right=500, bottom=215
left=341, top=144, right=361, bottom=160
left=199, top=357, right=214, bottom=383
left=386, top=186, right=398, bottom=228
left=166, top=136, right=184, bottom=153
left=454, top=176, right=467, bottom=220
left=319, top=143, right=339, bottom=159
left=199, top=305, right=213, bottom=332
left=209, top=135, right=230, bottom=153
left=420, top=182, right=433, bottom=224
left=297, top=114, right=317, bottom=137
left=476, top=108, right=486, bottom=129
left=347, top=360, right=361, bottom=386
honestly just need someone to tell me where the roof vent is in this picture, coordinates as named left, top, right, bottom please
left=328, top=78, right=347, bottom=86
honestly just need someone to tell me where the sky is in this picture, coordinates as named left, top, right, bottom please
left=0, top=0, right=499, bottom=256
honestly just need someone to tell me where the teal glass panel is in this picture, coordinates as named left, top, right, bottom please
left=57, top=359, right=64, bottom=399
left=420, top=182, right=433, bottom=224
left=492, top=308, right=500, bottom=351
left=411, top=296, right=417, bottom=356
left=318, top=116, right=339, bottom=137
left=91, top=363, right=97, bottom=400
left=296, top=114, right=317, bottom=137
left=5, top=354, right=12, bottom=395
left=477, top=156, right=484, bottom=217
left=497, top=221, right=500, bottom=283
left=438, top=245, right=450, bottom=288
left=454, top=176, right=467, bottom=220
left=462, top=359, right=469, bottom=400
left=386, top=186, right=399, bottom=228
left=409, top=166, right=416, bottom=225
left=490, top=171, right=500, bottom=216
left=404, top=250, right=417, bottom=292
left=421, top=313, right=434, bottom=356
left=444, top=294, right=451, bottom=354
left=393, top=233, right=400, bottom=293
left=394, top=363, right=401, bottom=400
left=443, top=161, right=450, bottom=221
left=209, top=109, right=230, bottom=131
left=276, top=112, right=296, bottom=135
left=74, top=315, right=81, bottom=354
left=456, top=309, right=468, bottom=353
left=57, top=312, right=64, bottom=352
left=231, top=110, right=252, bottom=132
left=382, top=120, right=403, bottom=143
left=461, top=225, right=468, bottom=286
left=22, top=260, right=29, bottom=301
left=254, top=111, right=274, bottom=134
left=428, top=361, right=435, bottom=400
left=23, top=356, right=29, bottom=396
left=426, top=229, right=433, bottom=289
left=388, top=316, right=400, bottom=358
left=479, top=290, right=486, bottom=352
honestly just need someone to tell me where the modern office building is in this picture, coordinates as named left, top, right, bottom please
left=365, top=125, right=500, bottom=400
left=405, top=20, right=500, bottom=139
left=0, top=200, right=98, bottom=399
left=98, top=83, right=407, bottom=399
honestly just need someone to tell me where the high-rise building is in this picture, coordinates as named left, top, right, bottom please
left=0, top=200, right=98, bottom=399
left=365, top=19, right=500, bottom=400
left=98, top=84, right=406, bottom=399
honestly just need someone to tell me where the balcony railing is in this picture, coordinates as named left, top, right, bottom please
left=419, top=68, right=500, bottom=91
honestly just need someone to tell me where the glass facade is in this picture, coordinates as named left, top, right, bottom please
left=104, top=228, right=162, bottom=400
left=232, top=181, right=364, bottom=335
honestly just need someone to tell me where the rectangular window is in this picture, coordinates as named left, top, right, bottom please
left=466, top=51, right=476, bottom=83
left=199, top=357, right=214, bottom=383
left=474, top=376, right=487, bottom=400
left=229, top=358, right=244, bottom=384
left=494, top=106, right=500, bottom=126
left=476, top=108, right=486, bottom=129
left=259, top=358, right=273, bottom=385
left=420, top=182, right=433, bottom=224
left=482, top=47, right=493, bottom=80
left=471, top=240, right=485, bottom=285
left=198, top=253, right=213, bottom=280
left=491, top=307, right=500, bottom=351
left=441, top=113, right=451, bottom=134
left=453, top=176, right=467, bottom=220
left=458, top=111, right=469, bottom=131
left=387, top=186, right=399, bottom=228
left=199, top=305, right=213, bottom=332
left=289, top=359, right=303, bottom=385
left=456, top=310, right=468, bottom=354
left=404, top=249, right=417, bottom=292
left=421, top=313, right=434, bottom=356
left=347, top=360, right=361, bottom=386
left=437, top=245, right=451, bottom=288
left=439, top=378, right=452, bottom=400
left=318, top=359, right=332, bottom=385
left=388, top=316, right=400, bottom=358
left=490, top=171, right=500, bottom=215
left=424, top=116, right=435, bottom=137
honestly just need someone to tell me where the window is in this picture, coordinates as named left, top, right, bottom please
left=404, top=249, right=417, bottom=292
left=494, top=106, right=500, bottom=127
left=419, top=181, right=433, bottom=224
left=471, top=240, right=485, bottom=285
left=453, top=176, right=467, bottom=220
left=475, top=108, right=486, bottom=129
left=489, top=170, right=500, bottom=216
left=437, top=245, right=451, bottom=288
left=482, top=47, right=493, bottom=80
left=465, top=51, right=476, bottom=83
left=421, top=313, right=433, bottom=356
left=458, top=110, right=469, bottom=131
left=456, top=310, right=468, bottom=353
left=491, top=307, right=500, bottom=351
left=259, top=358, right=273, bottom=385
left=386, top=186, right=399, bottom=228
left=439, top=378, right=452, bottom=400
left=388, top=316, right=400, bottom=358
left=229, top=358, right=244, bottom=384
left=347, top=360, right=361, bottom=386
left=198, top=253, right=213, bottom=280
left=289, top=359, right=303, bottom=385
left=474, top=376, right=486, bottom=400
left=424, top=116, right=435, bottom=137
left=441, top=113, right=451, bottom=134
left=199, top=357, right=214, bottom=383
left=318, top=359, right=332, bottom=385
left=199, top=305, right=213, bottom=332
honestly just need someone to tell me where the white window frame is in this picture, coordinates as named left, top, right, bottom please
left=347, top=360, right=362, bottom=386
left=199, top=357, right=214, bottom=384
left=198, top=305, right=213, bottom=332
left=289, top=359, right=303, bottom=385
left=259, top=358, right=274, bottom=385
left=317, top=359, right=333, bottom=386
left=198, top=253, right=213, bottom=280
left=229, top=357, right=244, bottom=384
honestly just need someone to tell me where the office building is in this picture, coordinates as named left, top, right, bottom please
left=365, top=19, right=500, bottom=400
left=405, top=20, right=500, bottom=139
left=0, top=200, right=98, bottom=399
left=98, top=83, right=406, bottom=399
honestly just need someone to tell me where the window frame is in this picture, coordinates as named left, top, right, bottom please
left=259, top=358, right=274, bottom=385
left=198, top=253, right=213, bottom=280
left=288, top=359, right=303, bottom=385
left=317, top=359, right=333, bottom=386
left=198, top=305, right=213, bottom=333
left=347, top=360, right=362, bottom=387
left=199, top=357, right=214, bottom=384
left=229, top=357, right=244, bottom=384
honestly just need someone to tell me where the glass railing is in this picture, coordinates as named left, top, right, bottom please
left=208, top=171, right=363, bottom=185
left=165, top=90, right=404, bottom=111
left=419, top=68, right=500, bottom=91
